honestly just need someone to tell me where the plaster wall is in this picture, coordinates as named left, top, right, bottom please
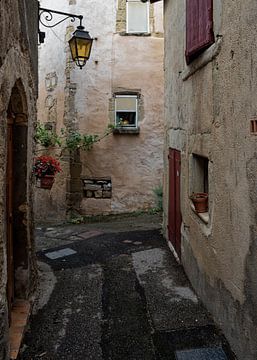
left=163, top=0, right=257, bottom=358
left=35, top=0, right=72, bottom=221
left=0, top=0, right=38, bottom=358
left=36, top=0, right=164, bottom=219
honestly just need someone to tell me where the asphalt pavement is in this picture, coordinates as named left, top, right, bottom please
left=18, top=214, right=236, bottom=360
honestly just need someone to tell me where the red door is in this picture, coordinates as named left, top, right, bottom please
left=168, top=148, right=182, bottom=259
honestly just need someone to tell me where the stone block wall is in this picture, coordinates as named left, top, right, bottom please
left=0, top=0, right=38, bottom=358
left=83, top=178, right=112, bottom=199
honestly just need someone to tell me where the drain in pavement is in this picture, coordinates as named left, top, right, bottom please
left=175, top=347, right=228, bottom=360
left=44, top=248, right=77, bottom=259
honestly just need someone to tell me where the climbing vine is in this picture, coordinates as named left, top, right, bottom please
left=35, top=123, right=114, bottom=152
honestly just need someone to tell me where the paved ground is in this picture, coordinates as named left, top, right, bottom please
left=18, top=214, right=236, bottom=360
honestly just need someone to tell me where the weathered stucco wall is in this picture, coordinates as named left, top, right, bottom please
left=36, top=0, right=164, bottom=220
left=0, top=0, right=38, bottom=358
left=163, top=0, right=257, bottom=358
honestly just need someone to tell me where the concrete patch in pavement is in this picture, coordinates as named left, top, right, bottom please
left=132, top=248, right=211, bottom=331
left=44, top=248, right=77, bottom=259
left=19, top=264, right=103, bottom=360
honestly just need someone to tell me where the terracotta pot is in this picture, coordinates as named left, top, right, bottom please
left=190, top=192, right=208, bottom=213
left=40, top=175, right=55, bottom=189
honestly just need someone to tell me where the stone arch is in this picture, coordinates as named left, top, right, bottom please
left=6, top=79, right=30, bottom=314
left=8, top=79, right=28, bottom=118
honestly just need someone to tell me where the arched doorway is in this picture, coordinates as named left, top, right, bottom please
left=6, top=81, right=29, bottom=318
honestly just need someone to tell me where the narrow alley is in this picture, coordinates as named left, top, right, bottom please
left=18, top=215, right=235, bottom=360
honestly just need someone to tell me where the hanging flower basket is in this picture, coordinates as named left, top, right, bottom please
left=39, top=174, right=55, bottom=189
left=33, top=155, right=62, bottom=190
left=190, top=192, right=208, bottom=213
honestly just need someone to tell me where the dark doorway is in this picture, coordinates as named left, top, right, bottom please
left=6, top=112, right=14, bottom=316
left=6, top=81, right=29, bottom=320
left=168, top=148, right=182, bottom=259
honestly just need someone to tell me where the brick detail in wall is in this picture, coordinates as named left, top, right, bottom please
left=83, top=178, right=112, bottom=199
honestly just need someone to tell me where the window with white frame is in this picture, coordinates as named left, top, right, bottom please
left=115, top=95, right=138, bottom=128
left=126, top=0, right=149, bottom=33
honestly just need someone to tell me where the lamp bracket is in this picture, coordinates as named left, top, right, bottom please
left=39, top=4, right=83, bottom=43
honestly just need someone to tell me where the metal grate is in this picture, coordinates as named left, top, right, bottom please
left=175, top=347, right=228, bottom=360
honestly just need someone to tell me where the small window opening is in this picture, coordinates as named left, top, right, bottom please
left=192, top=154, right=209, bottom=194
left=190, top=154, right=209, bottom=217
left=250, top=119, right=257, bottom=134
left=115, top=95, right=138, bottom=128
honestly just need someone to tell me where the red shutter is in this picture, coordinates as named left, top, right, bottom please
left=186, top=0, right=214, bottom=64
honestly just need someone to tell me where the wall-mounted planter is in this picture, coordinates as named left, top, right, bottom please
left=190, top=192, right=208, bottom=213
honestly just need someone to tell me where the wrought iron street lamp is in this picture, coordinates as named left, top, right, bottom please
left=69, top=26, right=93, bottom=69
left=38, top=3, right=93, bottom=69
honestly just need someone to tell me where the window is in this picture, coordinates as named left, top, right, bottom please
left=190, top=154, right=209, bottom=217
left=191, top=154, right=209, bottom=194
left=185, top=0, right=214, bottom=64
left=115, top=95, right=138, bottom=128
left=126, top=0, right=149, bottom=33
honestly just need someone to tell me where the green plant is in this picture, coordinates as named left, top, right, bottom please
left=65, top=131, right=99, bottom=151
left=153, top=185, right=163, bottom=211
left=35, top=123, right=114, bottom=153
left=35, top=124, right=62, bottom=148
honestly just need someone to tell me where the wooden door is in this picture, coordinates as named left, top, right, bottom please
left=168, top=148, right=182, bottom=259
left=7, top=117, right=14, bottom=318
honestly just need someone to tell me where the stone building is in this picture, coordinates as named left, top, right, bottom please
left=154, top=0, right=257, bottom=358
left=0, top=0, right=38, bottom=358
left=35, top=0, right=164, bottom=222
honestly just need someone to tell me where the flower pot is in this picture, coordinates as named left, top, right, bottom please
left=190, top=193, right=208, bottom=213
left=40, top=175, right=55, bottom=190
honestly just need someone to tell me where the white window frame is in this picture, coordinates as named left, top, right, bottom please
left=126, top=0, right=150, bottom=34
left=115, top=95, right=138, bottom=128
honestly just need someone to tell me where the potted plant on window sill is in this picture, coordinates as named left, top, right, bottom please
left=33, top=155, right=62, bottom=190
left=190, top=192, right=208, bottom=213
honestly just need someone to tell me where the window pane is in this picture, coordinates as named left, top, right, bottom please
left=127, top=2, right=148, bottom=33
left=116, top=112, right=136, bottom=127
left=116, top=97, right=137, bottom=111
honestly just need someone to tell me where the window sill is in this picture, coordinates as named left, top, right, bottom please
left=190, top=201, right=209, bottom=224
left=118, top=32, right=151, bottom=37
left=113, top=127, right=140, bottom=135
left=182, top=37, right=223, bottom=81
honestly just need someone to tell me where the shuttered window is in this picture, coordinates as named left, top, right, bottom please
left=185, top=0, right=214, bottom=64
left=115, top=95, right=138, bottom=128
left=126, top=0, right=149, bottom=33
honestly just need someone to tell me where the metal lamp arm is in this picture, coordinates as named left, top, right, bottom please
left=38, top=3, right=84, bottom=43
left=39, top=7, right=83, bottom=28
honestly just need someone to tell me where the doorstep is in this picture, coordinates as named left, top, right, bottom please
left=9, top=300, right=31, bottom=359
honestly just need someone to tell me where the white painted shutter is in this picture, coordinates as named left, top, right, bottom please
left=127, top=1, right=149, bottom=33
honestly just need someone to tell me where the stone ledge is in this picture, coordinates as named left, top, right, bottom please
left=190, top=201, right=209, bottom=224
left=112, top=127, right=140, bottom=135
left=182, top=37, right=223, bottom=81
left=118, top=32, right=151, bottom=37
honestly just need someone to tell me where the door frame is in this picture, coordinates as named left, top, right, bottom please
left=5, top=81, right=30, bottom=323
left=167, top=148, right=182, bottom=259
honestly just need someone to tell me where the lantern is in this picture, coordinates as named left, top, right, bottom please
left=69, top=26, right=93, bottom=69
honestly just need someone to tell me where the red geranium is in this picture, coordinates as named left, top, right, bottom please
left=33, top=155, right=62, bottom=178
